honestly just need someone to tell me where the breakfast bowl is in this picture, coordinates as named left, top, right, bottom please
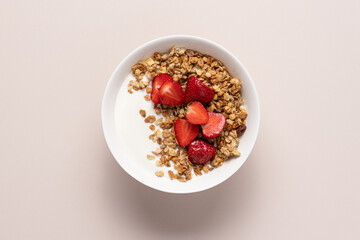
left=102, top=35, right=260, bottom=194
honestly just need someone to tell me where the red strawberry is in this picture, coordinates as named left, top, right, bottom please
left=201, top=112, right=225, bottom=138
left=184, top=76, right=215, bottom=104
left=159, top=80, right=184, bottom=105
left=174, top=119, right=199, bottom=146
left=185, top=101, right=209, bottom=125
left=188, top=140, right=216, bottom=165
left=151, top=73, right=173, bottom=104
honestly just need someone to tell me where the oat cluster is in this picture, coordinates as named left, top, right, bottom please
left=128, top=46, right=247, bottom=182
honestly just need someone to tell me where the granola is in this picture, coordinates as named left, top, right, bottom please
left=129, top=46, right=247, bottom=182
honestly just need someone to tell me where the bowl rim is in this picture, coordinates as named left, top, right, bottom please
left=102, top=35, right=260, bottom=194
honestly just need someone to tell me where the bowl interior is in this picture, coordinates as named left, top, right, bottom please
left=102, top=36, right=260, bottom=193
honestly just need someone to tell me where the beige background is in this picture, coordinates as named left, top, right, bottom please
left=1, top=0, right=360, bottom=239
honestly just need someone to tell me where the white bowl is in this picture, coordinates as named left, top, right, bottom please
left=102, top=35, right=260, bottom=194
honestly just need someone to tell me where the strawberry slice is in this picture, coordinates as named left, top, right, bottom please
left=174, top=119, right=199, bottom=146
left=159, top=80, right=184, bottom=105
left=185, top=76, right=215, bottom=104
left=151, top=73, right=173, bottom=104
left=201, top=112, right=225, bottom=138
left=188, top=139, right=216, bottom=165
left=185, top=101, right=209, bottom=125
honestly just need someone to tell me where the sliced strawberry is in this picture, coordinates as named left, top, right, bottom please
left=159, top=80, right=184, bottom=105
left=201, top=112, right=225, bottom=138
left=184, top=76, right=215, bottom=104
left=185, top=101, right=209, bottom=125
left=174, top=119, right=199, bottom=146
left=188, top=140, right=216, bottom=165
left=151, top=73, right=173, bottom=104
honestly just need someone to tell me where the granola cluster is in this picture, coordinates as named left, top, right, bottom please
left=129, top=46, right=247, bottom=182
